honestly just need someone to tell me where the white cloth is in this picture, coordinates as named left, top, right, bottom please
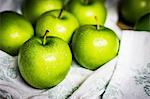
left=0, top=0, right=23, bottom=13
left=105, top=0, right=119, bottom=24
left=69, top=57, right=118, bottom=99
left=103, top=31, right=150, bottom=99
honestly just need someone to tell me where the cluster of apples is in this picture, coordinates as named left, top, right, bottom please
left=119, top=0, right=150, bottom=31
left=0, top=0, right=119, bottom=89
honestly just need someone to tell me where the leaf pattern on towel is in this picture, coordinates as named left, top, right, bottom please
left=0, top=69, right=6, bottom=80
left=47, top=77, right=81, bottom=99
left=0, top=89, right=13, bottom=99
left=103, top=84, right=123, bottom=99
left=7, top=67, right=18, bottom=79
left=134, top=63, right=150, bottom=96
left=0, top=55, right=18, bottom=81
left=144, top=85, right=150, bottom=96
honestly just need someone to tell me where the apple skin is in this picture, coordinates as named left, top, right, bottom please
left=134, top=13, right=150, bottom=32
left=0, top=11, right=34, bottom=56
left=119, top=0, right=150, bottom=25
left=36, top=10, right=79, bottom=42
left=18, top=37, right=72, bottom=89
left=22, top=0, right=63, bottom=24
left=72, top=25, right=119, bottom=70
left=66, top=0, right=107, bottom=25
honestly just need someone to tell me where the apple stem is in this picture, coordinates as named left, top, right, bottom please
left=42, top=30, right=49, bottom=45
left=95, top=16, right=100, bottom=30
left=58, top=9, right=63, bottom=18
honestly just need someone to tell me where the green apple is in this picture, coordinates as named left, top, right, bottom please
left=0, top=11, right=34, bottom=56
left=72, top=25, right=119, bottom=70
left=36, top=9, right=79, bottom=42
left=66, top=0, right=106, bottom=25
left=134, top=13, right=150, bottom=32
left=119, top=0, right=150, bottom=25
left=18, top=30, right=72, bottom=89
left=22, top=0, right=63, bottom=24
